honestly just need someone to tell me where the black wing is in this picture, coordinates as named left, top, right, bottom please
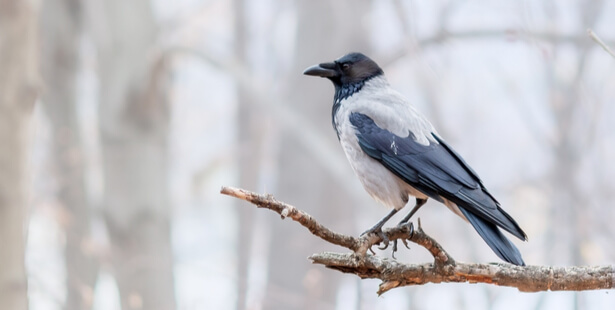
left=350, top=112, right=526, bottom=265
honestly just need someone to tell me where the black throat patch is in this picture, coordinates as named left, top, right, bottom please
left=334, top=80, right=365, bottom=104
left=331, top=79, right=371, bottom=138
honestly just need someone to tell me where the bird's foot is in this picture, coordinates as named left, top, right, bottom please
left=391, top=222, right=414, bottom=259
left=360, top=226, right=390, bottom=251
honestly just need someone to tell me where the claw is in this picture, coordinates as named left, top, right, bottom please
left=378, top=242, right=389, bottom=251
left=390, top=221, right=416, bottom=259
left=401, top=238, right=410, bottom=249
left=392, top=240, right=398, bottom=259
left=361, top=226, right=391, bottom=253
left=377, top=229, right=390, bottom=250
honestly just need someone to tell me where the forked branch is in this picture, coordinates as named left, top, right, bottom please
left=221, top=186, right=615, bottom=294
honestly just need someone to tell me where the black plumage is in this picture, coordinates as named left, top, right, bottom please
left=349, top=112, right=527, bottom=266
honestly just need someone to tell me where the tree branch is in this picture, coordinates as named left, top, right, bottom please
left=587, top=28, right=615, bottom=59
left=221, top=186, right=615, bottom=294
left=380, top=30, right=615, bottom=68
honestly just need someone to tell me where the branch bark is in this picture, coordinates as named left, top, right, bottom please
left=221, top=186, right=615, bottom=294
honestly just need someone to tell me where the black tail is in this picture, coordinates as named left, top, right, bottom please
left=459, top=208, right=525, bottom=266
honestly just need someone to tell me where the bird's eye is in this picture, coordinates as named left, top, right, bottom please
left=341, top=63, right=350, bottom=71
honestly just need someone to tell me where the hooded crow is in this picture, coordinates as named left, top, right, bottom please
left=303, top=52, right=527, bottom=266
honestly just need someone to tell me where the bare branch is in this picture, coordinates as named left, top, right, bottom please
left=588, top=28, right=615, bottom=59
left=221, top=186, right=615, bottom=294
left=221, top=186, right=360, bottom=251
left=310, top=252, right=614, bottom=295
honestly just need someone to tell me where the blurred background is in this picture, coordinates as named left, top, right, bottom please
left=1, top=0, right=615, bottom=309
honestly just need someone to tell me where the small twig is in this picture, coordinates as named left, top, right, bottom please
left=221, top=186, right=615, bottom=294
left=220, top=186, right=421, bottom=255
left=587, top=28, right=615, bottom=59
left=221, top=186, right=359, bottom=251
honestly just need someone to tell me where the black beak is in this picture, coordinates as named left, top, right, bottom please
left=303, top=62, right=338, bottom=78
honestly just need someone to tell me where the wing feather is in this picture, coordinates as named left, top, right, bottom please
left=349, top=112, right=526, bottom=241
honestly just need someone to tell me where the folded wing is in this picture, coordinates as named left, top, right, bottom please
left=350, top=112, right=526, bottom=265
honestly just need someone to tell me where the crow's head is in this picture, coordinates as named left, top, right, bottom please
left=303, top=52, right=383, bottom=87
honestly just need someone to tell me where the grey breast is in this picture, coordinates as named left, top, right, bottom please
left=333, top=76, right=433, bottom=210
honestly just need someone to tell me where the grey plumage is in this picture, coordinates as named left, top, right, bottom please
left=304, top=52, right=527, bottom=266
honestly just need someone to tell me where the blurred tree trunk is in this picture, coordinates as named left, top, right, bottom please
left=545, top=0, right=601, bottom=267
left=91, top=1, right=176, bottom=309
left=0, top=0, right=38, bottom=309
left=39, top=1, right=99, bottom=309
left=546, top=37, right=592, bottom=310
left=264, top=1, right=371, bottom=309
left=544, top=4, right=603, bottom=308
left=233, top=0, right=261, bottom=309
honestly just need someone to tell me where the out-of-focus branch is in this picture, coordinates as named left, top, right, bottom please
left=164, top=47, right=362, bottom=200
left=221, top=186, right=615, bottom=294
left=587, top=28, right=615, bottom=59
left=381, top=30, right=615, bottom=68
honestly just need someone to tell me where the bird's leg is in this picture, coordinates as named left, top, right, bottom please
left=361, top=208, right=398, bottom=236
left=361, top=208, right=399, bottom=249
left=399, top=198, right=427, bottom=225
left=392, top=198, right=427, bottom=257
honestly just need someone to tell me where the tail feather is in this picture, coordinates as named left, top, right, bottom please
left=459, top=207, right=525, bottom=266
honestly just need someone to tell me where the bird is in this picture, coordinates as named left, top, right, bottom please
left=303, top=52, right=527, bottom=266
